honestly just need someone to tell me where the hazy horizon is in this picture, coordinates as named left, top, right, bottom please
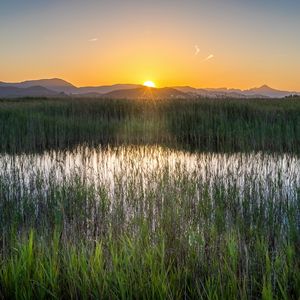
left=1, top=0, right=300, bottom=90
left=1, top=77, right=299, bottom=92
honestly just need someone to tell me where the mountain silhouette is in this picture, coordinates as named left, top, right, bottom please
left=180, top=85, right=298, bottom=98
left=0, top=86, right=60, bottom=98
left=77, top=84, right=143, bottom=95
left=102, top=87, right=187, bottom=99
left=0, top=78, right=76, bottom=93
left=0, top=78, right=298, bottom=99
left=244, top=85, right=293, bottom=98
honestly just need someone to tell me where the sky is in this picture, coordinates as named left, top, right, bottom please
left=1, top=0, right=300, bottom=90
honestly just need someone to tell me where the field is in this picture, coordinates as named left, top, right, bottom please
left=0, top=97, right=299, bottom=299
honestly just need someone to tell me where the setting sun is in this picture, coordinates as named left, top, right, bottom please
left=143, top=81, right=156, bottom=88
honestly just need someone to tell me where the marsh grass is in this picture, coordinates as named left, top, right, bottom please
left=0, top=97, right=299, bottom=298
left=0, top=97, right=299, bottom=153
left=0, top=146, right=299, bottom=299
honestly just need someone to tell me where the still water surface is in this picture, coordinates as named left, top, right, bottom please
left=1, top=145, right=299, bottom=201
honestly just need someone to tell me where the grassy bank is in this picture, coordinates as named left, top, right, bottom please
left=0, top=97, right=299, bottom=153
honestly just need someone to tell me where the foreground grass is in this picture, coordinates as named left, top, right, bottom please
left=0, top=146, right=299, bottom=299
left=0, top=97, right=299, bottom=298
left=1, top=230, right=299, bottom=299
left=0, top=97, right=299, bottom=153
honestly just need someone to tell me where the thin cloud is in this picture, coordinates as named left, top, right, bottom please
left=194, top=45, right=200, bottom=55
left=203, top=54, right=214, bottom=61
left=88, top=38, right=98, bottom=42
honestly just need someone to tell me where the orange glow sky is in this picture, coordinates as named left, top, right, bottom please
left=1, top=0, right=300, bottom=90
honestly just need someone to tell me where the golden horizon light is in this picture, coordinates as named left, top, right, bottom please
left=143, top=81, right=156, bottom=88
left=1, top=1, right=300, bottom=91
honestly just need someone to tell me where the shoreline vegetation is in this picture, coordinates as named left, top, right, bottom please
left=0, top=97, right=299, bottom=154
left=0, top=97, right=299, bottom=299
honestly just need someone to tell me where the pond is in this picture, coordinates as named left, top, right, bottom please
left=1, top=145, right=299, bottom=240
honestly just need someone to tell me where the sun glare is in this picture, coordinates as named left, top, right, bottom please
left=143, top=81, right=156, bottom=88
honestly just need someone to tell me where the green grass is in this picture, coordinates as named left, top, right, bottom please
left=0, top=146, right=299, bottom=299
left=1, top=230, right=298, bottom=299
left=0, top=97, right=299, bottom=153
left=0, top=97, right=299, bottom=299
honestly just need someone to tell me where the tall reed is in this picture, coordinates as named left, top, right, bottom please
left=0, top=97, right=299, bottom=153
left=0, top=146, right=299, bottom=299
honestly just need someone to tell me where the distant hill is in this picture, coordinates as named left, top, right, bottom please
left=77, top=84, right=143, bottom=95
left=0, top=78, right=298, bottom=99
left=102, top=87, right=187, bottom=99
left=0, top=80, right=143, bottom=96
left=174, top=86, right=258, bottom=98
left=243, top=85, right=295, bottom=98
left=175, top=85, right=299, bottom=98
left=0, top=86, right=60, bottom=98
left=0, top=78, right=76, bottom=94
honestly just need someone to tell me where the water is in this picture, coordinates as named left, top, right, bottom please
left=1, top=145, right=299, bottom=201
left=1, top=144, right=299, bottom=244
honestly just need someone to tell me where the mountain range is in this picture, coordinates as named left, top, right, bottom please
left=0, top=78, right=299, bottom=99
